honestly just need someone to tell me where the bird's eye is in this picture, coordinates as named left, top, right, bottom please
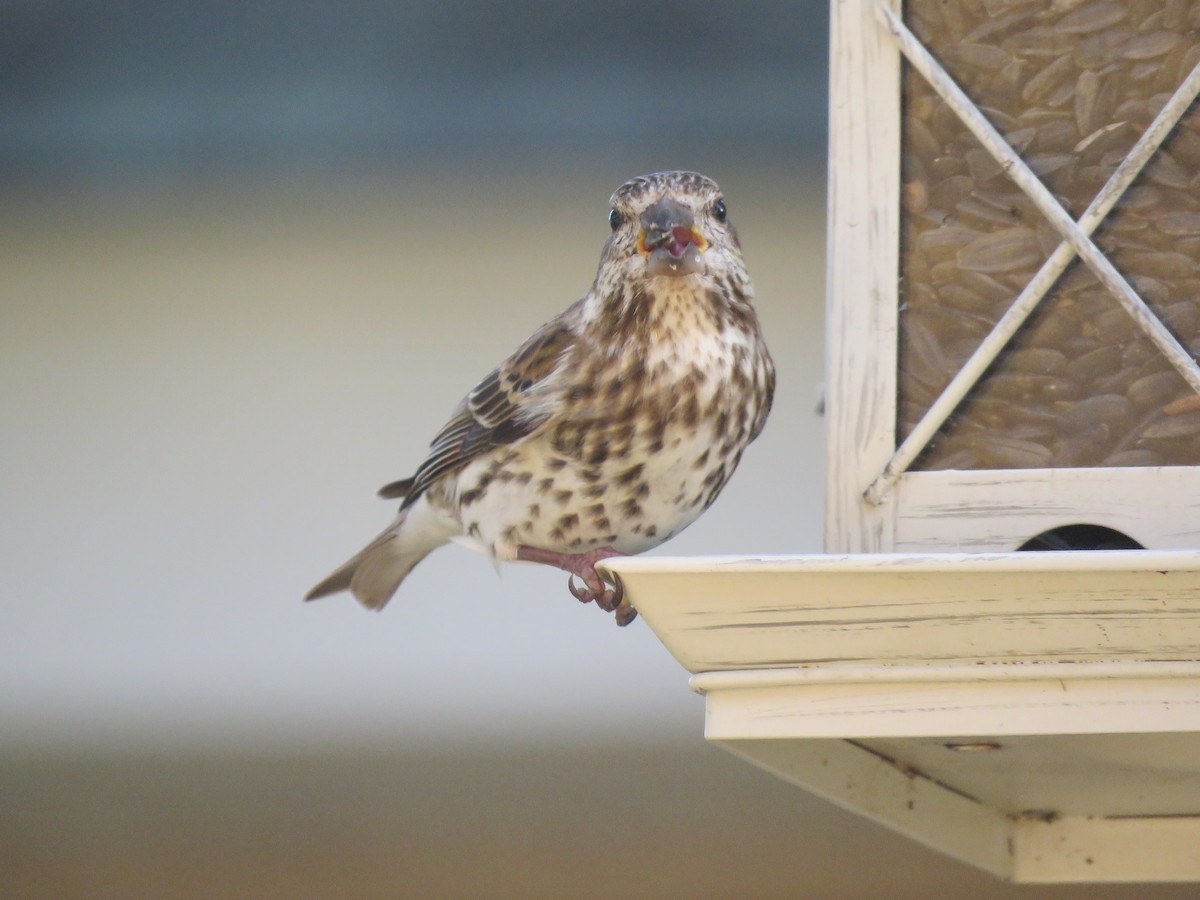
left=608, top=208, right=623, bottom=231
left=712, top=198, right=727, bottom=222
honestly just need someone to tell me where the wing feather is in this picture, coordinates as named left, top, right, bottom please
left=387, top=305, right=580, bottom=508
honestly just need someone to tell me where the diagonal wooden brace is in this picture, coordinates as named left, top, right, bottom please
left=865, top=2, right=1200, bottom=505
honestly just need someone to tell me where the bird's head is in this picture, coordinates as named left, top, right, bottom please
left=602, top=171, right=741, bottom=281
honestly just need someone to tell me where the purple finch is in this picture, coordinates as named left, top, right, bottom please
left=307, top=171, right=774, bottom=626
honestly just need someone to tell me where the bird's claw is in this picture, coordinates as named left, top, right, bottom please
left=567, top=573, right=594, bottom=603
left=565, top=572, right=634, bottom=624
left=565, top=573, right=619, bottom=611
left=614, top=602, right=638, bottom=627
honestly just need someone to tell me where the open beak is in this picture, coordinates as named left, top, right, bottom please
left=638, top=198, right=708, bottom=278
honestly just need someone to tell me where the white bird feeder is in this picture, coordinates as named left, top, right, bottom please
left=604, top=0, right=1200, bottom=883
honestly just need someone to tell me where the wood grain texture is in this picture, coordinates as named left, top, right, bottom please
left=827, top=0, right=1200, bottom=555
left=606, top=550, right=1200, bottom=673
left=895, top=468, right=1200, bottom=550
left=825, top=0, right=902, bottom=553
left=607, top=549, right=1200, bottom=882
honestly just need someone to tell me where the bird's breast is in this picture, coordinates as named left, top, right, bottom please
left=447, top=279, right=771, bottom=562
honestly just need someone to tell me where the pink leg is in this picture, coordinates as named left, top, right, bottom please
left=516, top=545, right=637, bottom=626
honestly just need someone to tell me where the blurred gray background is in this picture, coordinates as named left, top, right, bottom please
left=2, top=2, right=1194, bottom=897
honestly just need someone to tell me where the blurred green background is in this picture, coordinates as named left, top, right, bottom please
left=2, top=2, right=1196, bottom=897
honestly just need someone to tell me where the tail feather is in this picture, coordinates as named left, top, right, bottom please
left=305, top=502, right=454, bottom=610
left=304, top=566, right=354, bottom=602
left=377, top=476, right=414, bottom=500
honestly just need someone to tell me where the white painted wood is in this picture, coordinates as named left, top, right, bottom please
left=866, top=9, right=1200, bottom=504
left=824, top=0, right=1200, bottom=556
left=603, top=551, right=1200, bottom=881
left=1011, top=816, right=1200, bottom=883
left=894, top=468, right=1200, bottom=551
left=859, top=733, right=1200, bottom=818
left=824, top=0, right=901, bottom=553
left=718, top=737, right=1200, bottom=882
left=715, top=737, right=1016, bottom=880
left=699, top=669, right=1200, bottom=741
left=602, top=551, right=1200, bottom=673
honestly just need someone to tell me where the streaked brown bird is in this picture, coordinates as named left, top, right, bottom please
left=306, top=171, right=774, bottom=625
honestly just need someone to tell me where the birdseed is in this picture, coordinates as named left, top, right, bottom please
left=900, top=0, right=1200, bottom=469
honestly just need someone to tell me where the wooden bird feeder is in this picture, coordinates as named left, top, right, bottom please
left=604, top=0, right=1200, bottom=883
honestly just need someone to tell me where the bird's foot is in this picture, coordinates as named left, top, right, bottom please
left=565, top=572, right=620, bottom=611
left=516, top=545, right=636, bottom=626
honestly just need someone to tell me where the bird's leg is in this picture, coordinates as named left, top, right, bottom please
left=515, top=545, right=636, bottom=624
left=516, top=545, right=622, bottom=609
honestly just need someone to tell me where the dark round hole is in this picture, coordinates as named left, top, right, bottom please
left=1017, top=525, right=1144, bottom=552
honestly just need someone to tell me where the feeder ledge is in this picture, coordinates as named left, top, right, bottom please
left=601, top=550, right=1200, bottom=884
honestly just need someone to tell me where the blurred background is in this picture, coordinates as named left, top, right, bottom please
left=1, top=2, right=1195, bottom=897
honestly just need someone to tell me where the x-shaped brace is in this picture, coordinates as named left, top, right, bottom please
left=866, top=2, right=1200, bottom=505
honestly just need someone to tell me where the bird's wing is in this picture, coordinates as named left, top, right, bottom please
left=390, top=305, right=580, bottom=508
left=750, top=359, right=776, bottom=442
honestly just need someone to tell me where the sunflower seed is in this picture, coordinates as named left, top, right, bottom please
left=1160, top=301, right=1200, bottom=338
left=958, top=271, right=1014, bottom=303
left=936, top=0, right=968, bottom=40
left=1166, top=125, right=1200, bottom=168
left=1123, top=32, right=1182, bottom=60
left=1074, top=120, right=1129, bottom=154
left=1119, top=185, right=1162, bottom=212
left=1120, top=250, right=1197, bottom=279
left=1056, top=1, right=1130, bottom=35
left=964, top=148, right=1004, bottom=181
left=936, top=283, right=993, bottom=314
left=1074, top=69, right=1102, bottom=135
left=1121, top=341, right=1157, bottom=368
left=1130, top=61, right=1163, bottom=82
left=1022, top=54, right=1077, bottom=103
left=1005, top=25, right=1076, bottom=58
left=956, top=196, right=1024, bottom=226
left=1006, top=347, right=1070, bottom=375
left=899, top=0, right=1200, bottom=469
left=1127, top=371, right=1187, bottom=409
left=1034, top=117, right=1082, bottom=152
left=1160, top=0, right=1188, bottom=30
left=1127, top=274, right=1171, bottom=305
left=1028, top=154, right=1076, bottom=176
left=930, top=173, right=977, bottom=208
left=968, top=10, right=1038, bottom=45
left=1101, top=448, right=1161, bottom=466
left=914, top=224, right=981, bottom=261
left=1074, top=28, right=1134, bottom=68
left=957, top=227, right=1043, bottom=272
left=1156, top=211, right=1200, bottom=235
left=906, top=115, right=943, bottom=163
left=1094, top=367, right=1141, bottom=396
left=1062, top=394, right=1135, bottom=433
left=1091, top=307, right=1137, bottom=343
left=1140, top=410, right=1200, bottom=440
left=944, top=42, right=1013, bottom=74
left=901, top=314, right=951, bottom=391
left=972, top=434, right=1055, bottom=467
left=1066, top=345, right=1123, bottom=382
left=984, top=0, right=1041, bottom=14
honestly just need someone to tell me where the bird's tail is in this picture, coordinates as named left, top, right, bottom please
left=305, top=501, right=453, bottom=610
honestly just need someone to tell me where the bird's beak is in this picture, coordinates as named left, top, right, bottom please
left=638, top=198, right=708, bottom=277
